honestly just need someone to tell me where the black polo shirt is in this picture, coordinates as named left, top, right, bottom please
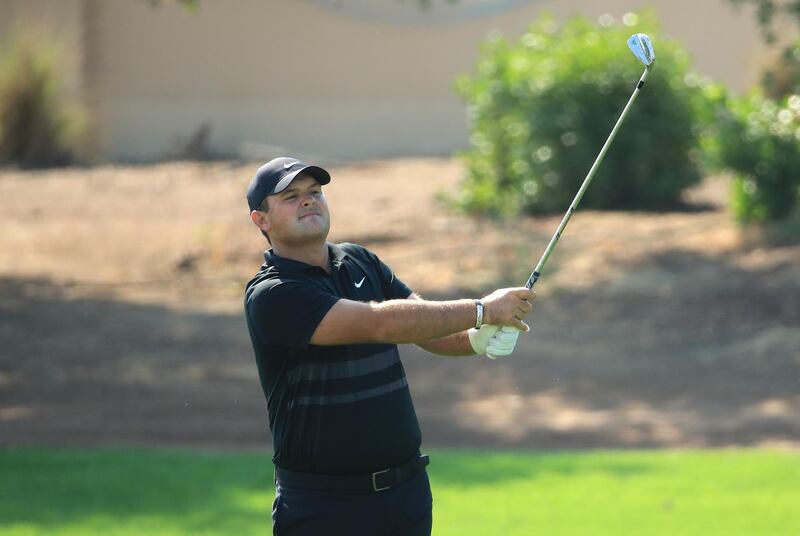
left=244, top=242, right=421, bottom=475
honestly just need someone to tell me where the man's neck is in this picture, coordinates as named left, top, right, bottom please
left=271, top=240, right=330, bottom=272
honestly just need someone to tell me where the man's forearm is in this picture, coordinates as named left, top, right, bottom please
left=415, top=330, right=475, bottom=357
left=372, top=298, right=477, bottom=344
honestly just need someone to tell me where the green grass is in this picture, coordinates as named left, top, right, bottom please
left=1, top=448, right=798, bottom=535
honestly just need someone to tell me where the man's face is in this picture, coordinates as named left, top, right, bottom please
left=255, top=173, right=330, bottom=246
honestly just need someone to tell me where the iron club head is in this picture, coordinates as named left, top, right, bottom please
left=627, top=33, right=655, bottom=66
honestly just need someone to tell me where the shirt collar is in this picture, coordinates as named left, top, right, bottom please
left=264, top=242, right=348, bottom=273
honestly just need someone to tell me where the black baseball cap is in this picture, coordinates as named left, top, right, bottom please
left=247, top=157, right=331, bottom=212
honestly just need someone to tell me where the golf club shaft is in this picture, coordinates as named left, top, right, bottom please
left=525, top=65, right=651, bottom=290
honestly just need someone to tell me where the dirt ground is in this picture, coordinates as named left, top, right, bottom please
left=1, top=158, right=799, bottom=450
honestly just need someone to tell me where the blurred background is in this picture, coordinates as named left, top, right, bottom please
left=1, top=1, right=799, bottom=535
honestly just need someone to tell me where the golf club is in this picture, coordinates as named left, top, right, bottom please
left=524, top=33, right=655, bottom=290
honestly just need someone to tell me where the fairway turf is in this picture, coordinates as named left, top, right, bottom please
left=1, top=448, right=797, bottom=535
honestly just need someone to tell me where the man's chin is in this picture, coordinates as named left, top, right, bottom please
left=286, top=227, right=329, bottom=247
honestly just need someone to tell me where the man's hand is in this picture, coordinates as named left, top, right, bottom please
left=486, top=326, right=520, bottom=360
left=467, top=324, right=500, bottom=354
left=468, top=325, right=521, bottom=359
left=480, top=287, right=536, bottom=332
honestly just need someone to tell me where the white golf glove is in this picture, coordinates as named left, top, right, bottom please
left=468, top=325, right=521, bottom=359
left=468, top=324, right=499, bottom=355
left=485, top=326, right=521, bottom=360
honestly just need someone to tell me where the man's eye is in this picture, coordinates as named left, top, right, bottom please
left=285, top=195, right=296, bottom=201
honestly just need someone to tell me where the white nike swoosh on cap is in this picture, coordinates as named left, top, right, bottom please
left=283, top=161, right=298, bottom=170
left=354, top=276, right=366, bottom=288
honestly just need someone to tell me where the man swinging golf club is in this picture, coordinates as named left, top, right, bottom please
left=244, top=157, right=532, bottom=536
left=244, top=32, right=654, bottom=536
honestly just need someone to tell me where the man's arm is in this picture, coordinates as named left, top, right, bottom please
left=408, top=293, right=475, bottom=357
left=310, top=297, right=477, bottom=346
left=309, top=287, right=533, bottom=346
left=415, top=331, right=474, bottom=357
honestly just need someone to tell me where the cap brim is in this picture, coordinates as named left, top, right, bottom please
left=273, top=165, right=331, bottom=194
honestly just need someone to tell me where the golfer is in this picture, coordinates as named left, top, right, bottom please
left=244, top=157, right=535, bottom=535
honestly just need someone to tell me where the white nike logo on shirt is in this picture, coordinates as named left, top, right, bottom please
left=354, top=276, right=366, bottom=288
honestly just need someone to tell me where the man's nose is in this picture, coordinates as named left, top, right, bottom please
left=302, top=194, right=316, bottom=206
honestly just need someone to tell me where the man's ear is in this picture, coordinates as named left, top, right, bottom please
left=250, top=210, right=272, bottom=234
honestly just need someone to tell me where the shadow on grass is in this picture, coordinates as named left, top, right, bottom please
left=0, top=448, right=658, bottom=530
left=0, top=448, right=273, bottom=532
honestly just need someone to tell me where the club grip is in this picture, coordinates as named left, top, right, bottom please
left=525, top=271, right=541, bottom=290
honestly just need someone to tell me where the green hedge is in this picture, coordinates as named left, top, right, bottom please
left=454, top=12, right=708, bottom=215
left=715, top=93, right=800, bottom=222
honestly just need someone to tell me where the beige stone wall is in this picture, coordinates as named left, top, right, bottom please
left=0, top=0, right=781, bottom=161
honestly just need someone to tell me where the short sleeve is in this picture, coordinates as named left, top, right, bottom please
left=246, top=280, right=340, bottom=350
left=363, top=248, right=413, bottom=300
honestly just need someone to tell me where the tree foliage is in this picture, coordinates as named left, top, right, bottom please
left=0, top=31, right=86, bottom=167
left=141, top=0, right=198, bottom=12
left=454, top=12, right=710, bottom=216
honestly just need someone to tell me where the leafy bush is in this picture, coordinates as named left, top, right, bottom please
left=715, top=93, right=800, bottom=222
left=454, top=12, right=708, bottom=215
left=0, top=31, right=86, bottom=167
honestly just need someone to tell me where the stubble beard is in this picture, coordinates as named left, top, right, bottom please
left=285, top=214, right=330, bottom=248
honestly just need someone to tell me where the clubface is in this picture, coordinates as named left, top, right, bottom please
left=627, top=33, right=655, bottom=66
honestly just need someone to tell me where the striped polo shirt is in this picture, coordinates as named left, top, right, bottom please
left=244, top=242, right=421, bottom=475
